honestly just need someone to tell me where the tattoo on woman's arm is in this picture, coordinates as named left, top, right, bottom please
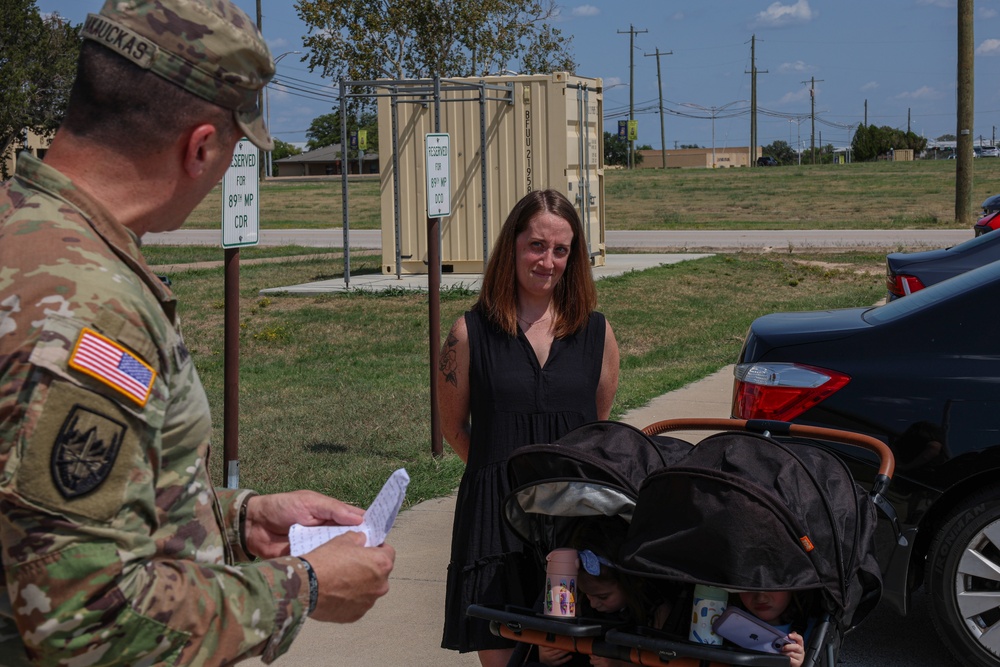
left=440, top=332, right=459, bottom=387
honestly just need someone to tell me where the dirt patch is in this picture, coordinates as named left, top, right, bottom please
left=793, top=259, right=884, bottom=276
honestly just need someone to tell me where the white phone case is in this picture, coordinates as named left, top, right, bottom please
left=711, top=607, right=792, bottom=654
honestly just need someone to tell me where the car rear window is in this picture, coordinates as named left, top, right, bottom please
left=864, top=259, right=1000, bottom=324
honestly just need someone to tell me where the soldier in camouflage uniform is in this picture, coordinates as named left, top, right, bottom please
left=0, top=1, right=395, bottom=665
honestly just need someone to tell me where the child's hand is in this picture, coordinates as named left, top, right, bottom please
left=780, top=631, right=805, bottom=667
left=588, top=657, right=632, bottom=667
left=539, top=645, right=573, bottom=666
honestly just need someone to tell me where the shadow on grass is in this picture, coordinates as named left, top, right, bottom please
left=305, top=441, right=351, bottom=454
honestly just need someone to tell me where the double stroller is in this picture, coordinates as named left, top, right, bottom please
left=468, top=417, right=896, bottom=666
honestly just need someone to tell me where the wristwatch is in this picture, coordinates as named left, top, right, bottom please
left=299, top=557, right=319, bottom=614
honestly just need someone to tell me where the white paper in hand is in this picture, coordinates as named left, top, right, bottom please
left=288, top=468, right=410, bottom=556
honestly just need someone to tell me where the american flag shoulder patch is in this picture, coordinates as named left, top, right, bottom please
left=68, top=328, right=157, bottom=407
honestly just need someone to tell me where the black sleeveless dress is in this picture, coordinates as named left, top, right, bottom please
left=442, top=308, right=607, bottom=652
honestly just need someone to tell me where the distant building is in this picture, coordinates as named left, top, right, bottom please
left=275, top=143, right=380, bottom=177
left=2, top=129, right=53, bottom=177
left=636, top=146, right=763, bottom=169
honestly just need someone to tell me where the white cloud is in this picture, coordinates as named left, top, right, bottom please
left=778, top=60, right=811, bottom=74
left=604, top=76, right=623, bottom=88
left=776, top=88, right=812, bottom=106
left=267, top=37, right=289, bottom=50
left=572, top=5, right=600, bottom=17
left=752, top=0, right=816, bottom=28
left=981, top=8, right=999, bottom=19
left=977, top=39, right=1000, bottom=56
left=896, top=86, right=941, bottom=100
left=917, top=0, right=955, bottom=7
left=861, top=81, right=879, bottom=92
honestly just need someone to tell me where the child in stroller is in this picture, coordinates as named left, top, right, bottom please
left=726, top=589, right=820, bottom=667
left=470, top=418, right=894, bottom=667
left=532, top=518, right=685, bottom=667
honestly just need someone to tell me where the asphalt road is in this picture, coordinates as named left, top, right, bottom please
left=840, top=590, right=960, bottom=666
left=143, top=228, right=974, bottom=251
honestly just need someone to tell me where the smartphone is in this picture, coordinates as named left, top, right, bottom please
left=711, top=607, right=793, bottom=654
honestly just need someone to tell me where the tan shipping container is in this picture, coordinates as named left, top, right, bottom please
left=377, top=73, right=604, bottom=275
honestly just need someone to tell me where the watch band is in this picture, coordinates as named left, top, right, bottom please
left=299, top=557, right=319, bottom=614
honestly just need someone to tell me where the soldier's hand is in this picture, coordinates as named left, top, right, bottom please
left=245, top=491, right=365, bottom=559
left=306, top=531, right=395, bottom=623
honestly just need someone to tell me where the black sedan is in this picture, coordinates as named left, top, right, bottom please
left=886, top=230, right=997, bottom=299
left=733, top=260, right=1000, bottom=667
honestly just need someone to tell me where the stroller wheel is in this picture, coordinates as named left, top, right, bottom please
left=928, top=487, right=1000, bottom=667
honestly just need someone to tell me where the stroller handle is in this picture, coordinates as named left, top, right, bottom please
left=641, top=418, right=894, bottom=479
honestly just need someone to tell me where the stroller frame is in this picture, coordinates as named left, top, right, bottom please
left=468, top=417, right=895, bottom=667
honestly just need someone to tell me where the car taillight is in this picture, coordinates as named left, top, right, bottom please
left=732, top=362, right=850, bottom=421
left=886, top=273, right=925, bottom=298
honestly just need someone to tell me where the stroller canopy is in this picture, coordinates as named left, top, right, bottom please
left=503, top=421, right=691, bottom=550
left=620, top=431, right=882, bottom=631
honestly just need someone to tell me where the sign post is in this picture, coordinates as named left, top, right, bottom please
left=220, top=139, right=260, bottom=489
left=425, top=133, right=450, bottom=458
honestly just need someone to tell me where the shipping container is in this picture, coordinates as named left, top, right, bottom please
left=377, top=73, right=604, bottom=275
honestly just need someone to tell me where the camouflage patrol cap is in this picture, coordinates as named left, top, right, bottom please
left=81, top=0, right=275, bottom=150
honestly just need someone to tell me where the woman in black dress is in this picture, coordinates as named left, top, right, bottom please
left=438, top=189, right=620, bottom=666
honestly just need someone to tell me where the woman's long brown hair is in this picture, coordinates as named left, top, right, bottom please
left=476, top=189, right=597, bottom=338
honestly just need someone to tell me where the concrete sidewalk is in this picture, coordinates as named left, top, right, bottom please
left=259, top=253, right=713, bottom=295
left=244, top=366, right=735, bottom=666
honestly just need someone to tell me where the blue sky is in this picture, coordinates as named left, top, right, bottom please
left=37, top=0, right=1000, bottom=151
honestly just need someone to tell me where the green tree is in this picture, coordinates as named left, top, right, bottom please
left=603, top=132, right=627, bottom=167
left=851, top=125, right=928, bottom=161
left=852, top=124, right=875, bottom=161
left=295, top=0, right=575, bottom=81
left=603, top=132, right=645, bottom=167
left=305, top=111, right=379, bottom=153
left=1, top=1, right=80, bottom=177
left=271, top=139, right=302, bottom=176
left=761, top=140, right=795, bottom=165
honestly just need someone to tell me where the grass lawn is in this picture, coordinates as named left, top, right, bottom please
left=167, top=156, right=992, bottom=506
left=150, top=248, right=886, bottom=508
left=184, top=158, right=999, bottom=231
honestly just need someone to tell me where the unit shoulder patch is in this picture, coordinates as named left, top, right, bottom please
left=16, top=381, right=140, bottom=523
left=50, top=404, right=127, bottom=499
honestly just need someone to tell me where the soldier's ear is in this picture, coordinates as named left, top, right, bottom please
left=181, top=123, right=225, bottom=179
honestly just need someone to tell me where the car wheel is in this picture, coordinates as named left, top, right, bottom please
left=928, top=487, right=1000, bottom=667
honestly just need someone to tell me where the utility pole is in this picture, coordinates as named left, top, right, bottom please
left=957, top=0, right=974, bottom=225
left=618, top=24, right=647, bottom=169
left=801, top=76, right=824, bottom=164
left=864, top=99, right=867, bottom=126
left=746, top=35, right=768, bottom=166
left=256, top=0, right=265, bottom=182
left=645, top=47, right=672, bottom=169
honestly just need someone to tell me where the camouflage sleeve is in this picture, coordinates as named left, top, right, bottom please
left=0, top=313, right=311, bottom=665
left=217, top=486, right=259, bottom=563
left=3, top=497, right=312, bottom=665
